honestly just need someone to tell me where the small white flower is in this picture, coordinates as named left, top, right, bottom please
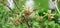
left=49, top=0, right=57, bottom=9
left=25, top=0, right=34, bottom=12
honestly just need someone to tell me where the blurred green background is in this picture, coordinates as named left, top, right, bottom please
left=0, top=0, right=60, bottom=28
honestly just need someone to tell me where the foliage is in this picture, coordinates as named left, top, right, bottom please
left=0, top=0, right=60, bottom=28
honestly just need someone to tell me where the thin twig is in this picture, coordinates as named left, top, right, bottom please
left=55, top=4, right=60, bottom=14
left=13, top=0, right=20, bottom=10
left=2, top=0, right=12, bottom=10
